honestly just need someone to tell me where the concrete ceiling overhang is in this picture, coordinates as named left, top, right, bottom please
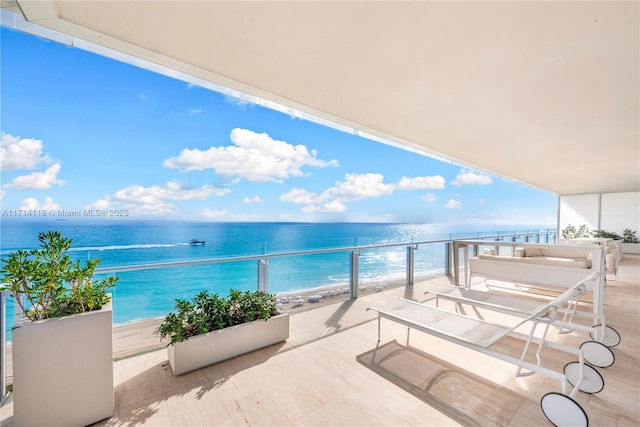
left=3, top=1, right=639, bottom=196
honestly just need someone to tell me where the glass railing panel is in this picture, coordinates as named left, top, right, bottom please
left=96, top=261, right=258, bottom=326
left=267, top=251, right=352, bottom=311
left=413, top=241, right=448, bottom=281
left=357, top=246, right=407, bottom=293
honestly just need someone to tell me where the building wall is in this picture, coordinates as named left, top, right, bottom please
left=559, top=191, right=640, bottom=238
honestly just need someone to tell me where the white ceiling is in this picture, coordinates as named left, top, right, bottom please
left=4, top=1, right=639, bottom=196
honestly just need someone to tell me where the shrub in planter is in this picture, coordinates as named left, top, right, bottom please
left=1, top=230, right=118, bottom=320
left=623, top=229, right=638, bottom=243
left=0, top=230, right=119, bottom=427
left=155, top=289, right=288, bottom=375
left=155, top=289, right=279, bottom=345
left=561, top=224, right=592, bottom=239
left=591, top=229, right=622, bottom=240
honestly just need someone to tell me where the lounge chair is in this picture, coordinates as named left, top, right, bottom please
left=423, top=272, right=620, bottom=352
left=366, top=275, right=606, bottom=426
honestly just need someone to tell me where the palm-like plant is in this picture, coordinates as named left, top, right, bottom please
left=0, top=230, right=118, bottom=321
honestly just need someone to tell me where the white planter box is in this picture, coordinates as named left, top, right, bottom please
left=622, top=242, right=640, bottom=254
left=168, top=313, right=289, bottom=375
left=12, top=299, right=114, bottom=427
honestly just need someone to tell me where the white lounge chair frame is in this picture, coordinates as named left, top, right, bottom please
left=424, top=272, right=620, bottom=351
left=367, top=276, right=603, bottom=426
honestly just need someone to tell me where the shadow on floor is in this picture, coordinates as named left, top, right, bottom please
left=357, top=339, right=525, bottom=427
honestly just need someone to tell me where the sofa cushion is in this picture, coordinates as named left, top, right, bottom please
left=523, top=248, right=543, bottom=257
left=477, top=254, right=591, bottom=268
left=538, top=246, right=589, bottom=259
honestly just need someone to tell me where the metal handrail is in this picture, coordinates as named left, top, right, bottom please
left=94, top=230, right=555, bottom=275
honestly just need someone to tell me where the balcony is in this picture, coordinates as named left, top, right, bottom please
left=1, top=250, right=637, bottom=425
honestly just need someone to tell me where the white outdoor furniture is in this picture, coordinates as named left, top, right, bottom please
left=423, top=272, right=620, bottom=351
left=452, top=240, right=607, bottom=318
left=367, top=275, right=609, bottom=426
left=561, top=237, right=623, bottom=279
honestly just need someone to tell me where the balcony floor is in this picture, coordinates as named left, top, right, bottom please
left=2, top=255, right=638, bottom=426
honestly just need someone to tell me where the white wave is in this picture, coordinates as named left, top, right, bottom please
left=1, top=242, right=195, bottom=256
left=69, top=243, right=185, bottom=252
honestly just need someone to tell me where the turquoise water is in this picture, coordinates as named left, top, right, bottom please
left=0, top=220, right=555, bottom=338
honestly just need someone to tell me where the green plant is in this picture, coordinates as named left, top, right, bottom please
left=561, top=224, right=592, bottom=239
left=591, top=229, right=622, bottom=240
left=155, top=289, right=279, bottom=346
left=0, top=230, right=118, bottom=321
left=623, top=229, right=638, bottom=243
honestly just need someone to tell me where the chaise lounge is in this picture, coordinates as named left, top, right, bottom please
left=367, top=274, right=611, bottom=426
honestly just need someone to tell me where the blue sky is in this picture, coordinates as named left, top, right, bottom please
left=0, top=26, right=557, bottom=225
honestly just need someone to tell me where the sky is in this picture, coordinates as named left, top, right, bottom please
left=0, top=25, right=558, bottom=225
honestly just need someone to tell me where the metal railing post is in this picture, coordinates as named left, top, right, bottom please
left=445, top=242, right=451, bottom=276
left=1, top=290, right=6, bottom=400
left=350, top=250, right=360, bottom=299
left=257, top=259, right=269, bottom=292
left=406, top=245, right=415, bottom=286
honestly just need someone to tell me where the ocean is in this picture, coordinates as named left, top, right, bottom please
left=0, top=220, right=555, bottom=338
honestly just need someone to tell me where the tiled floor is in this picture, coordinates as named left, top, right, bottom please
left=2, top=255, right=638, bottom=426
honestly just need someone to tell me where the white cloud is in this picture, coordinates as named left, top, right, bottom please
left=189, top=109, right=203, bottom=114
left=20, top=196, right=60, bottom=211
left=280, top=188, right=339, bottom=212
left=281, top=187, right=347, bottom=213
left=113, top=181, right=229, bottom=205
left=451, top=169, right=492, bottom=186
left=279, top=188, right=318, bottom=205
left=86, top=181, right=229, bottom=216
left=280, top=173, right=394, bottom=213
left=243, top=195, right=263, bottom=204
left=163, top=128, right=339, bottom=183
left=444, top=199, right=463, bottom=209
left=328, top=173, right=394, bottom=200
left=84, top=197, right=112, bottom=211
left=281, top=174, right=446, bottom=213
left=423, top=193, right=437, bottom=202
left=1, top=134, right=53, bottom=170
left=3, top=164, right=64, bottom=190
left=397, top=175, right=446, bottom=190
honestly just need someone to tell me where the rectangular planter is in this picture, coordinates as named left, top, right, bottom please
left=12, top=299, right=114, bottom=427
left=168, top=313, right=289, bottom=375
left=622, top=242, right=640, bottom=254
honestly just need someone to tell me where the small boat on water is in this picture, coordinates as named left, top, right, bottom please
left=189, top=239, right=206, bottom=245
